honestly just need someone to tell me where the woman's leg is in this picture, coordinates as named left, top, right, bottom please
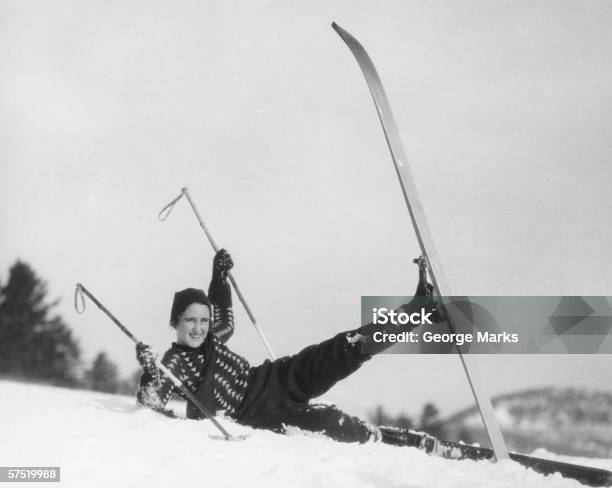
left=271, top=330, right=370, bottom=403
left=280, top=406, right=447, bottom=451
left=280, top=403, right=380, bottom=444
left=267, top=296, right=436, bottom=403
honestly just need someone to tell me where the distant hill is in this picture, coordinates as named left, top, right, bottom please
left=443, top=388, right=612, bottom=458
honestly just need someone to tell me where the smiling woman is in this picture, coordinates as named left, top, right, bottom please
left=174, top=298, right=211, bottom=348
left=134, top=249, right=442, bottom=448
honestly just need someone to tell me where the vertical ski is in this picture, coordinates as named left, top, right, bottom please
left=332, top=22, right=509, bottom=461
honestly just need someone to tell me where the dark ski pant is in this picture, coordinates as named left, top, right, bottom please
left=235, top=330, right=380, bottom=443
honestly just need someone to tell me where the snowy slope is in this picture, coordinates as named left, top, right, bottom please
left=1, top=380, right=611, bottom=488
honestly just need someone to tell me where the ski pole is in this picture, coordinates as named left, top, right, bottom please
left=73, top=283, right=247, bottom=441
left=158, top=187, right=277, bottom=360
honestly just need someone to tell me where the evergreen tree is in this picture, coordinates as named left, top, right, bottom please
left=419, top=402, right=440, bottom=428
left=394, top=413, right=414, bottom=430
left=369, top=405, right=391, bottom=426
left=369, top=405, right=414, bottom=429
left=419, top=402, right=447, bottom=438
left=87, top=352, right=119, bottom=393
left=0, top=260, right=81, bottom=385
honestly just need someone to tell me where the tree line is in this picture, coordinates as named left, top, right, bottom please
left=0, top=260, right=139, bottom=394
left=368, top=401, right=449, bottom=439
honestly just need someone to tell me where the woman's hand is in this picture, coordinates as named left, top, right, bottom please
left=213, top=249, right=234, bottom=280
left=136, top=342, right=158, bottom=373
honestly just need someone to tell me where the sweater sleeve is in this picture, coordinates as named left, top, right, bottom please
left=136, top=350, right=180, bottom=418
left=208, top=275, right=234, bottom=343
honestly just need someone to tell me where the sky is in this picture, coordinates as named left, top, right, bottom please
left=1, top=0, right=611, bottom=421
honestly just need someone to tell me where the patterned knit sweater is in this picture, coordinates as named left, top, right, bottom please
left=137, top=289, right=251, bottom=418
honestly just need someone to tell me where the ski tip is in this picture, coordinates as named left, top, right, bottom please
left=330, top=22, right=357, bottom=47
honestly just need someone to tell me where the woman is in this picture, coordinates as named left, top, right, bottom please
left=136, top=250, right=441, bottom=448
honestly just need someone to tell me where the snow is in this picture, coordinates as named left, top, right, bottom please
left=1, top=380, right=610, bottom=488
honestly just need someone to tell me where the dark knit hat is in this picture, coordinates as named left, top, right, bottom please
left=170, top=288, right=212, bottom=326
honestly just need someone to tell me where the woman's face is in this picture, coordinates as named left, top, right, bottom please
left=175, top=303, right=211, bottom=348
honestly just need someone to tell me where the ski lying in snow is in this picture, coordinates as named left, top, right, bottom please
left=331, top=21, right=509, bottom=461
left=382, top=429, right=612, bottom=487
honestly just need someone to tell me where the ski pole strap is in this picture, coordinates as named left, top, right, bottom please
left=74, top=284, right=86, bottom=314
left=74, top=283, right=139, bottom=344
left=158, top=191, right=185, bottom=222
